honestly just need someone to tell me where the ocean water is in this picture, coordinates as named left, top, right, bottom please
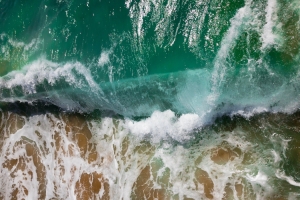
left=0, top=0, right=300, bottom=199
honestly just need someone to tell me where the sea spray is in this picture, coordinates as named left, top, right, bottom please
left=0, top=0, right=300, bottom=199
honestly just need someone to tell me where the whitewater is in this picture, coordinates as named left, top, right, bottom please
left=0, top=0, right=300, bottom=199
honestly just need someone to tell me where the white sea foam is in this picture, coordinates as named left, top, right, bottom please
left=229, top=107, right=268, bottom=119
left=182, top=2, right=207, bottom=51
left=261, top=0, right=279, bottom=49
left=125, top=110, right=201, bottom=142
left=271, top=150, right=281, bottom=163
left=1, top=107, right=297, bottom=199
left=246, top=171, right=268, bottom=186
left=125, top=0, right=207, bottom=51
left=125, top=0, right=151, bottom=39
left=98, top=50, right=111, bottom=67
left=276, top=170, right=300, bottom=187
left=0, top=57, right=99, bottom=92
left=0, top=34, right=41, bottom=61
left=0, top=33, right=40, bottom=51
left=208, top=0, right=252, bottom=106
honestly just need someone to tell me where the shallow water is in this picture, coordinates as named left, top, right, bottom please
left=1, top=108, right=300, bottom=199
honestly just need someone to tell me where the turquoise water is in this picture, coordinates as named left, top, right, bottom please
left=0, top=0, right=300, bottom=199
left=1, top=0, right=299, bottom=117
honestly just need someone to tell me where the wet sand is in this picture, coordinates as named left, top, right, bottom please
left=0, top=110, right=300, bottom=199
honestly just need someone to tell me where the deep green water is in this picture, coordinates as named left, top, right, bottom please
left=0, top=0, right=299, bottom=117
left=0, top=0, right=300, bottom=199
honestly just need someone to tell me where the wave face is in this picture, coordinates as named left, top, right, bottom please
left=1, top=0, right=300, bottom=199
left=0, top=0, right=299, bottom=118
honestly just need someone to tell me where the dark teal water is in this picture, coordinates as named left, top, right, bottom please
left=0, top=0, right=299, bottom=117
left=0, top=0, right=300, bottom=199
